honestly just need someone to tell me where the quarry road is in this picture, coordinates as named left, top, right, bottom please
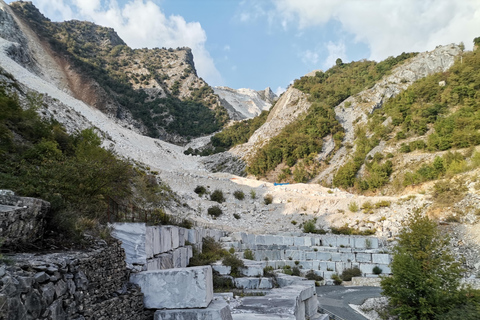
left=316, top=286, right=382, bottom=320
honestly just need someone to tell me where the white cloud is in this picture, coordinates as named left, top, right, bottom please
left=26, top=0, right=74, bottom=21
left=27, top=0, right=223, bottom=85
left=275, top=86, right=286, bottom=96
left=324, top=41, right=346, bottom=69
left=271, top=0, right=480, bottom=61
left=300, top=49, right=319, bottom=65
left=223, top=45, right=231, bottom=52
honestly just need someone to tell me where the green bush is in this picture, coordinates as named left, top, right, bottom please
left=305, top=270, right=323, bottom=281
left=210, top=189, right=225, bottom=203
left=372, top=266, right=383, bottom=275
left=263, top=194, right=273, bottom=205
left=233, top=213, right=240, bottom=219
left=341, top=267, right=362, bottom=281
left=222, top=254, right=245, bottom=277
left=194, top=185, right=207, bottom=196
left=207, top=205, right=223, bottom=217
left=250, top=190, right=256, bottom=199
left=189, top=237, right=229, bottom=266
left=263, top=266, right=275, bottom=277
left=331, top=274, right=343, bottom=285
left=348, top=201, right=359, bottom=212
left=243, top=249, right=255, bottom=260
left=292, top=266, right=301, bottom=276
left=233, top=190, right=245, bottom=200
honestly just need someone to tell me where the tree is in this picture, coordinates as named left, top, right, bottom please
left=381, top=211, right=463, bottom=319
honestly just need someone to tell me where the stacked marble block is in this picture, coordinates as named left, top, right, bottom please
left=222, top=232, right=391, bottom=281
left=231, top=275, right=319, bottom=320
left=111, top=222, right=226, bottom=271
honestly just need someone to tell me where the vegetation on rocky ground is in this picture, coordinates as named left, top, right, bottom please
left=0, top=87, right=176, bottom=244
left=10, top=1, right=228, bottom=141
left=246, top=53, right=416, bottom=181
left=381, top=211, right=480, bottom=319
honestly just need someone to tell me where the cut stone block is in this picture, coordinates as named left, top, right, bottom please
left=111, top=222, right=147, bottom=265
left=336, top=236, right=351, bottom=247
left=355, top=253, right=372, bottom=263
left=147, top=253, right=173, bottom=270
left=178, top=228, right=186, bottom=247
left=155, top=299, right=233, bottom=320
left=372, top=254, right=390, bottom=265
left=321, top=236, right=336, bottom=247
left=330, top=253, right=343, bottom=262
left=130, top=266, right=213, bottom=309
left=212, top=265, right=231, bottom=275
left=316, top=252, right=332, bottom=261
left=240, top=264, right=263, bottom=277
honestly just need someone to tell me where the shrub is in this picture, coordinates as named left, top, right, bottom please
left=303, top=220, right=317, bottom=233
left=207, top=205, right=223, bottom=217
left=263, top=266, right=275, bottom=277
left=229, top=247, right=235, bottom=254
left=233, top=213, right=241, bottom=219
left=341, top=267, right=362, bottom=281
left=189, top=237, right=229, bottom=266
left=331, top=274, right=343, bottom=285
left=194, top=185, right=207, bottom=196
left=233, top=190, right=245, bottom=200
left=243, top=249, right=255, bottom=260
left=210, top=189, right=225, bottom=203
left=222, top=254, right=245, bottom=277
left=250, top=190, right=256, bottom=199
left=292, top=266, right=301, bottom=276
left=305, top=270, right=323, bottom=281
left=264, top=194, right=273, bottom=205
left=361, top=201, right=374, bottom=214
left=372, top=266, right=383, bottom=275
left=375, top=200, right=391, bottom=208
left=294, top=260, right=300, bottom=265
left=291, top=220, right=297, bottom=225
left=348, top=201, right=359, bottom=212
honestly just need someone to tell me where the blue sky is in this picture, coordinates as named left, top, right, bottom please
left=7, top=0, right=480, bottom=94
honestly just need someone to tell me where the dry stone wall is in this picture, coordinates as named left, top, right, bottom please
left=0, top=190, right=50, bottom=246
left=0, top=240, right=148, bottom=320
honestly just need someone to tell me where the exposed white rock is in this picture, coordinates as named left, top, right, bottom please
left=130, top=266, right=213, bottom=309
left=155, top=298, right=233, bottom=320
left=214, top=86, right=276, bottom=120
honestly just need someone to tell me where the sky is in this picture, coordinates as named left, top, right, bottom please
left=6, top=0, right=480, bottom=95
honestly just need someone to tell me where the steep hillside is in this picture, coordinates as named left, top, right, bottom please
left=4, top=1, right=228, bottom=144
left=214, top=86, right=276, bottom=120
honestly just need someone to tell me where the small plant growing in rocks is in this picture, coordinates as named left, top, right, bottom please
left=291, top=220, right=297, bottom=225
left=223, top=254, right=245, bottom=277
left=207, top=205, right=223, bottom=217
left=243, top=249, right=255, bottom=260
left=250, top=190, right=256, bottom=199
left=348, top=201, right=359, bottom=212
left=233, top=190, right=245, bottom=200
left=194, top=185, right=207, bottom=196
left=292, top=266, right=301, bottom=276
left=373, top=266, right=383, bottom=275
left=305, top=270, right=324, bottom=283
left=210, top=189, right=225, bottom=203
left=263, top=266, right=275, bottom=277
left=229, top=247, right=235, bottom=254
left=294, top=260, right=300, bottom=265
left=233, top=213, right=241, bottom=219
left=264, top=194, right=273, bottom=205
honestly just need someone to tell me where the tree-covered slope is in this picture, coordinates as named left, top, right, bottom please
left=8, top=1, right=228, bottom=143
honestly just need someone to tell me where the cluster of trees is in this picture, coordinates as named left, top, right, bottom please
left=247, top=53, right=416, bottom=179
left=211, top=110, right=269, bottom=150
left=373, top=45, right=480, bottom=152
left=0, top=89, right=173, bottom=242
left=382, top=212, right=480, bottom=319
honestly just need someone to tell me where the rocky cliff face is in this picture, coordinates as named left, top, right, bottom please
left=2, top=1, right=227, bottom=144
left=231, top=87, right=310, bottom=161
left=214, top=86, right=276, bottom=120
left=315, top=44, right=462, bottom=184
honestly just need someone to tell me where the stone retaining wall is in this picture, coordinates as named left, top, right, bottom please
left=0, top=190, right=50, bottom=246
left=0, top=240, right=148, bottom=320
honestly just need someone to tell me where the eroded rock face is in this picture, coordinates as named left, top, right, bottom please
left=231, top=87, right=311, bottom=162
left=0, top=191, right=50, bottom=246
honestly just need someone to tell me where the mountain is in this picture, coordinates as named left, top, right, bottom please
left=3, top=0, right=228, bottom=144
left=214, top=86, right=277, bottom=120
left=1, top=0, right=480, bottom=275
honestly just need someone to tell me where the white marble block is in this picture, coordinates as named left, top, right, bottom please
left=130, top=266, right=213, bottom=309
